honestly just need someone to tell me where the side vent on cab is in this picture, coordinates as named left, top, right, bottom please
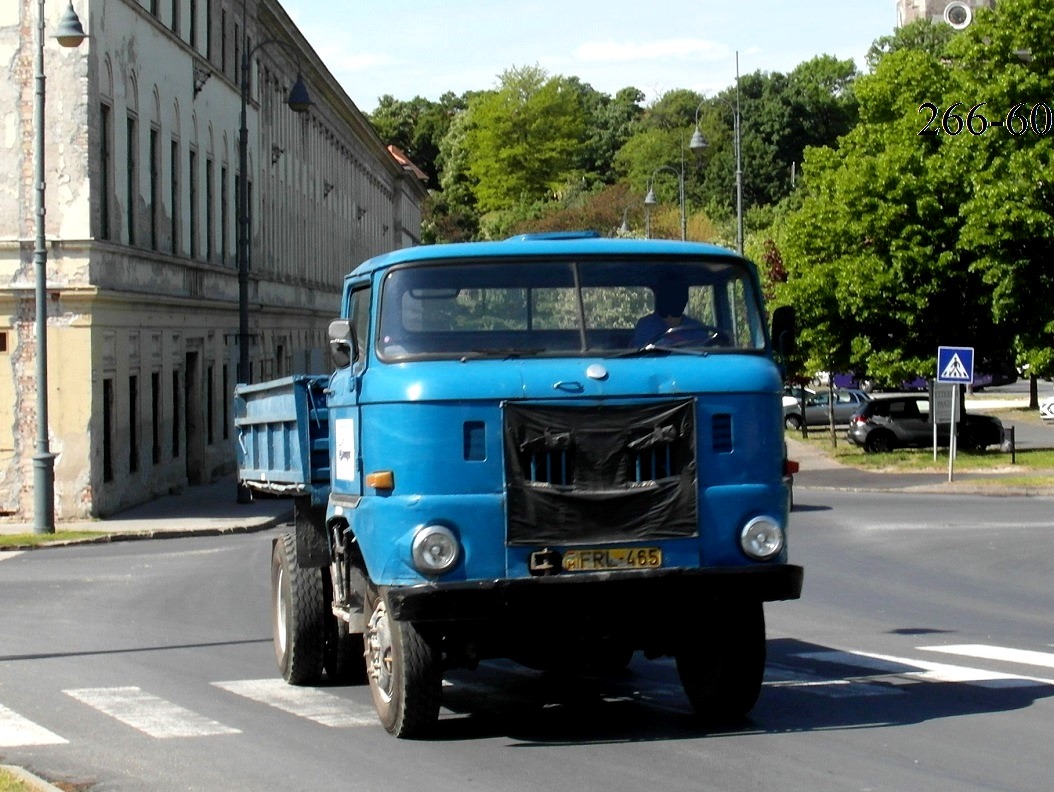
left=712, top=413, right=733, bottom=454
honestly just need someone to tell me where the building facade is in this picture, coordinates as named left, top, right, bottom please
left=1, top=0, right=427, bottom=519
left=896, top=0, right=995, bottom=27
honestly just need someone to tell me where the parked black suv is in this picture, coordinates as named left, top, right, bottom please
left=846, top=394, right=1005, bottom=453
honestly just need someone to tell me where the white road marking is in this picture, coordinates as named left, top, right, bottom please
left=64, top=687, right=240, bottom=738
left=213, top=678, right=378, bottom=728
left=797, top=650, right=1054, bottom=688
left=0, top=704, right=68, bottom=747
left=920, top=644, right=1054, bottom=670
left=0, top=551, right=24, bottom=562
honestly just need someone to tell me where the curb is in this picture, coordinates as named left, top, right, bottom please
left=0, top=512, right=292, bottom=552
left=0, top=764, right=66, bottom=792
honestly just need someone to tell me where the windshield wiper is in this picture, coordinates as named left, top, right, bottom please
left=612, top=344, right=711, bottom=359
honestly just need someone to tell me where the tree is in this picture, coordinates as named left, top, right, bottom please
left=461, top=65, right=587, bottom=214
left=772, top=0, right=1054, bottom=390
left=369, top=93, right=467, bottom=189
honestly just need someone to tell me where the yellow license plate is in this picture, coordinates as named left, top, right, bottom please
left=562, top=547, right=662, bottom=572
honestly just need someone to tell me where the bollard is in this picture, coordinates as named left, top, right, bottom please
left=1011, top=425, right=1016, bottom=465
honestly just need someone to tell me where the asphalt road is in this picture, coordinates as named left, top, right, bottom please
left=2, top=490, right=1054, bottom=791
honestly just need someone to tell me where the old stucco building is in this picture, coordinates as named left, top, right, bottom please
left=896, top=0, right=995, bottom=27
left=1, top=0, right=427, bottom=520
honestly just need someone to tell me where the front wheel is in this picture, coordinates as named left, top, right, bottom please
left=675, top=602, right=766, bottom=725
left=272, top=533, right=325, bottom=685
left=364, top=589, right=442, bottom=738
left=784, top=414, right=802, bottom=430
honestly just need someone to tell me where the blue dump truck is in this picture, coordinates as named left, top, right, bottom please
left=235, top=232, right=801, bottom=737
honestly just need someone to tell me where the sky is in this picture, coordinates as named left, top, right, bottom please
left=279, top=1, right=901, bottom=114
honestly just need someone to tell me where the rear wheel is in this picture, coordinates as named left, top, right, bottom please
left=271, top=533, right=325, bottom=685
left=864, top=430, right=895, bottom=454
left=675, top=602, right=766, bottom=725
left=364, top=589, right=442, bottom=737
left=784, top=414, right=802, bottom=430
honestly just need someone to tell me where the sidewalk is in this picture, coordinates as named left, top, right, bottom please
left=0, top=475, right=293, bottom=544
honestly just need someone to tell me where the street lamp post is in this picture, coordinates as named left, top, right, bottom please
left=690, top=51, right=744, bottom=255
left=33, top=1, right=86, bottom=534
left=236, top=9, right=312, bottom=391
left=644, top=164, right=686, bottom=241
left=236, top=4, right=311, bottom=502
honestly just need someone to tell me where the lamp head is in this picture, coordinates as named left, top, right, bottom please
left=286, top=75, right=312, bottom=113
left=55, top=2, right=87, bottom=48
left=689, top=128, right=708, bottom=152
left=644, top=188, right=658, bottom=206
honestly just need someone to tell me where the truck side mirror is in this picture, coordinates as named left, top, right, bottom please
left=771, top=306, right=797, bottom=358
left=328, top=318, right=356, bottom=368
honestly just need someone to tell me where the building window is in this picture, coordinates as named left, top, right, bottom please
left=0, top=332, right=8, bottom=353
left=189, top=0, right=197, bottom=50
left=206, top=364, right=215, bottom=445
left=103, top=378, right=114, bottom=482
left=171, top=0, right=180, bottom=37
left=152, top=371, right=161, bottom=465
left=205, top=0, right=212, bottom=60
left=151, top=0, right=159, bottom=16
left=150, top=128, right=160, bottom=250
left=172, top=370, right=181, bottom=458
left=220, top=9, right=227, bottom=75
left=99, top=103, right=112, bottom=240
left=221, top=165, right=229, bottom=265
left=129, top=375, right=140, bottom=474
left=171, top=139, right=180, bottom=256
left=189, top=148, right=198, bottom=259
left=222, top=363, right=229, bottom=440
left=126, top=116, right=137, bottom=246
left=205, top=157, right=214, bottom=262
left=233, top=22, right=240, bottom=85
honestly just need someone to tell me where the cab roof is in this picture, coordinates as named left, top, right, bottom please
left=346, top=233, right=746, bottom=282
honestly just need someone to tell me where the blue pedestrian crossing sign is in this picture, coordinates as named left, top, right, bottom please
left=937, top=346, right=974, bottom=384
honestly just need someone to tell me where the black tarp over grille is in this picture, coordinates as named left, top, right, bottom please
left=503, top=400, right=698, bottom=545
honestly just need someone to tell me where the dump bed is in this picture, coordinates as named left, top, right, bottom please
left=234, top=374, right=331, bottom=502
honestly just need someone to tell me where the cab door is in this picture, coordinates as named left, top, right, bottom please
left=327, top=279, right=372, bottom=497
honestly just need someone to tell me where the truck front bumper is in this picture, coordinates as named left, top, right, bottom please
left=384, top=564, right=803, bottom=623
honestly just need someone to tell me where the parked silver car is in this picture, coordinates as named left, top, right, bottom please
left=784, top=388, right=872, bottom=430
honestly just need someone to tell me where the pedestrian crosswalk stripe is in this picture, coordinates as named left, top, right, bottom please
left=213, top=679, right=378, bottom=727
left=64, top=687, right=240, bottom=738
left=0, top=703, right=67, bottom=747
left=920, top=644, right=1054, bottom=669
left=796, top=649, right=1054, bottom=687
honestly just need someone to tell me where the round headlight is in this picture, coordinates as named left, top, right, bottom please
left=740, top=517, right=784, bottom=561
left=411, top=524, right=460, bottom=575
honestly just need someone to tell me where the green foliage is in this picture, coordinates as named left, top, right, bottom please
left=462, top=65, right=587, bottom=213
left=774, top=0, right=1054, bottom=384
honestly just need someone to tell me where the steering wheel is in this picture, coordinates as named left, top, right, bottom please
left=644, top=324, right=729, bottom=350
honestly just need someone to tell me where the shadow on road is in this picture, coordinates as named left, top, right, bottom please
left=431, top=637, right=1054, bottom=744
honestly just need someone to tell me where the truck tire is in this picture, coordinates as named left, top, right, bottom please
left=675, top=601, right=766, bottom=724
left=271, top=533, right=325, bottom=685
left=364, top=589, right=441, bottom=738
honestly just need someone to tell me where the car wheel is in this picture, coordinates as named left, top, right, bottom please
left=784, top=414, right=802, bottom=430
left=864, top=431, right=895, bottom=454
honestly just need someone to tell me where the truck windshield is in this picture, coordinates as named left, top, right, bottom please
left=377, top=257, right=766, bottom=360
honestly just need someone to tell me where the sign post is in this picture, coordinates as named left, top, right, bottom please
left=936, top=346, right=974, bottom=481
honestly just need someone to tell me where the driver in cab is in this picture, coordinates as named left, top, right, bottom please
left=631, top=275, right=702, bottom=348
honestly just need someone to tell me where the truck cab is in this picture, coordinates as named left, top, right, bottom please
left=238, top=233, right=801, bottom=737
